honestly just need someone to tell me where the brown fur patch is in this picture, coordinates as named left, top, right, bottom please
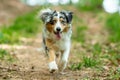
left=45, top=38, right=55, bottom=62
left=46, top=38, right=59, bottom=51
left=60, top=18, right=64, bottom=21
left=45, top=38, right=60, bottom=62
left=48, top=50, right=55, bottom=62
left=46, top=23, right=54, bottom=32
left=63, top=25, right=69, bottom=32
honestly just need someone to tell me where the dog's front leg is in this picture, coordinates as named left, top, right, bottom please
left=45, top=39, right=58, bottom=73
left=48, top=49, right=58, bottom=73
left=60, top=41, right=70, bottom=73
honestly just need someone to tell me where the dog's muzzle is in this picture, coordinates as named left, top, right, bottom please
left=54, top=27, right=62, bottom=39
left=56, top=27, right=61, bottom=32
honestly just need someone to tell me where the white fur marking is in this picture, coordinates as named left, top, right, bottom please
left=48, top=61, right=58, bottom=71
left=54, top=12, right=63, bottom=32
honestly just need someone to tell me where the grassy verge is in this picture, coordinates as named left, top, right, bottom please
left=72, top=13, right=87, bottom=43
left=106, top=13, right=120, bottom=43
left=72, top=26, right=87, bottom=43
left=70, top=43, right=102, bottom=71
left=69, top=43, right=120, bottom=79
left=0, top=49, right=14, bottom=62
left=75, top=0, right=103, bottom=11
left=0, top=9, right=41, bottom=44
left=70, top=57, right=100, bottom=71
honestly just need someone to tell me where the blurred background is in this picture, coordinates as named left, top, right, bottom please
left=0, top=0, right=120, bottom=80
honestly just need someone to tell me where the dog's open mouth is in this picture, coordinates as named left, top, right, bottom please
left=54, top=31, right=62, bottom=39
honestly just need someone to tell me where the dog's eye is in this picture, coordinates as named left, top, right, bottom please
left=61, top=20, right=66, bottom=24
left=50, top=20, right=56, bottom=25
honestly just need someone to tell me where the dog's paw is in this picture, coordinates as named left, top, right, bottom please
left=49, top=61, right=58, bottom=73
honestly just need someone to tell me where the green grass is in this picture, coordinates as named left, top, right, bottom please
left=70, top=62, right=83, bottom=71
left=105, top=13, right=120, bottom=65
left=108, top=68, right=120, bottom=80
left=72, top=26, right=87, bottom=43
left=72, top=12, right=87, bottom=43
left=83, top=56, right=99, bottom=68
left=0, top=49, right=14, bottom=62
left=76, top=0, right=103, bottom=11
left=0, top=9, right=41, bottom=44
left=106, top=13, right=120, bottom=43
left=106, top=46, right=120, bottom=66
left=70, top=56, right=100, bottom=70
left=92, top=43, right=102, bottom=58
left=70, top=43, right=102, bottom=71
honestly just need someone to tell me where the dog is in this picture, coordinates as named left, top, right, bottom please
left=40, top=9, right=73, bottom=73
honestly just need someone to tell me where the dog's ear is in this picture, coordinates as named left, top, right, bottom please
left=39, top=9, right=52, bottom=23
left=60, top=10, right=73, bottom=24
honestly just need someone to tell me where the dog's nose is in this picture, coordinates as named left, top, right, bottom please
left=56, top=27, right=61, bottom=32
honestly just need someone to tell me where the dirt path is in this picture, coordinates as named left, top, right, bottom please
left=0, top=34, right=91, bottom=80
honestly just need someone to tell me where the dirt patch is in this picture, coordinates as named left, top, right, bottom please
left=0, top=34, right=111, bottom=80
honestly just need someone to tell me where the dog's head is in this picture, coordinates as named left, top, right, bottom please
left=40, top=9, right=73, bottom=39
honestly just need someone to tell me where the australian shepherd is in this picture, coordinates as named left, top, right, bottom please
left=40, top=9, right=73, bottom=74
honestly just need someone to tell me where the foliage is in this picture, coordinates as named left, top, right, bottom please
left=106, top=44, right=120, bottom=66
left=83, top=56, right=99, bottom=68
left=72, top=26, right=87, bottom=43
left=76, top=0, right=103, bottom=11
left=70, top=43, right=102, bottom=70
left=70, top=62, right=83, bottom=70
left=92, top=43, right=102, bottom=58
left=106, top=13, right=120, bottom=42
left=0, top=49, right=14, bottom=61
left=108, top=69, right=120, bottom=80
left=70, top=56, right=100, bottom=70
left=0, top=9, right=41, bottom=44
left=72, top=13, right=87, bottom=43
